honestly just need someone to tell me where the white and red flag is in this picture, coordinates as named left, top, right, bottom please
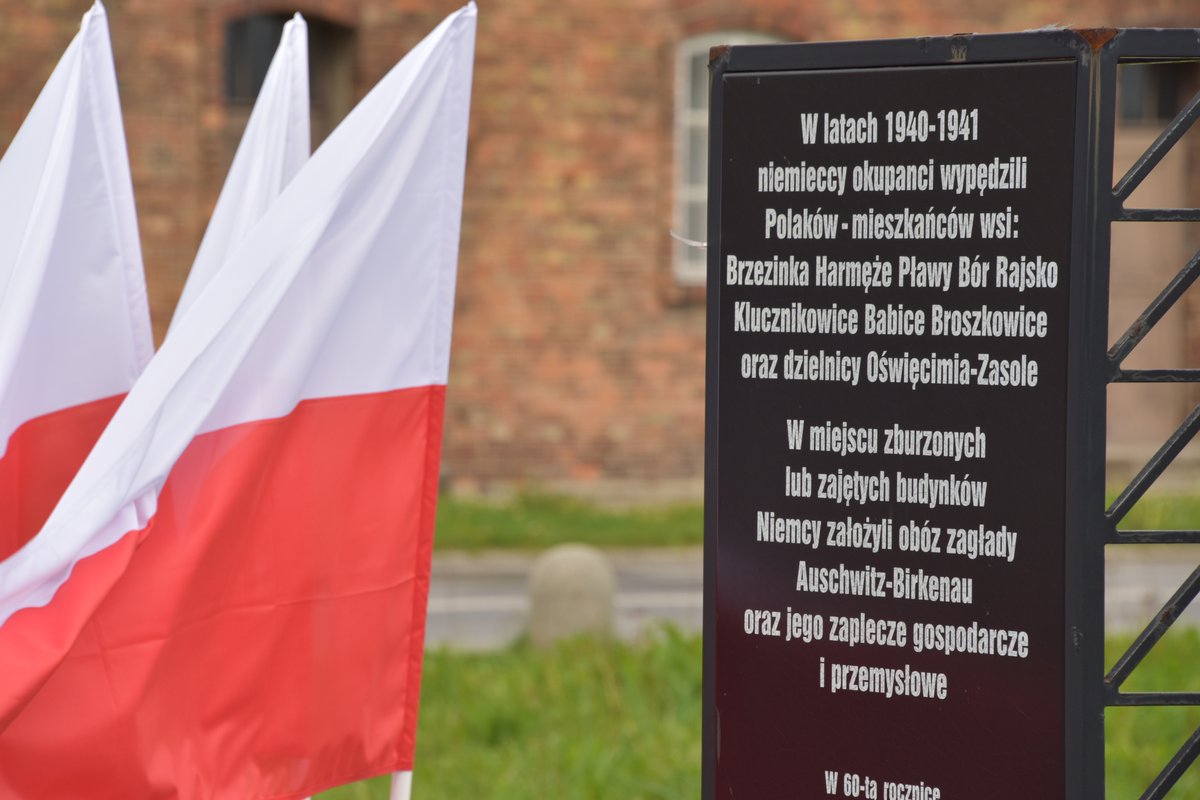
left=0, top=2, right=153, bottom=562
left=0, top=3, right=475, bottom=798
left=169, top=12, right=310, bottom=333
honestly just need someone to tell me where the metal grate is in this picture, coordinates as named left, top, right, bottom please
left=1100, top=32, right=1200, bottom=800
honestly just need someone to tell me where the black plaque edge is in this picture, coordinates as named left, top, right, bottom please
left=1064, top=37, right=1115, bottom=800
left=701, top=41, right=729, bottom=800
left=719, top=29, right=1103, bottom=74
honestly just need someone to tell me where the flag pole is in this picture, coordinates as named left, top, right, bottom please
left=390, top=771, right=413, bottom=800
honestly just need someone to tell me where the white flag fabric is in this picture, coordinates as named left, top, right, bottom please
left=0, top=3, right=475, bottom=797
left=168, top=12, right=310, bottom=333
left=0, top=1, right=153, bottom=563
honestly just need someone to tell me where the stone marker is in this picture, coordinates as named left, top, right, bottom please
left=528, top=544, right=615, bottom=648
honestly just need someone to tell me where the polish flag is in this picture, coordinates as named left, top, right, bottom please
left=0, top=2, right=153, bottom=562
left=0, top=4, right=475, bottom=798
left=169, top=12, right=310, bottom=333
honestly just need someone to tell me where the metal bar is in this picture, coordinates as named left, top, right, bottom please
left=1077, top=32, right=1120, bottom=800
left=1112, top=369, right=1200, bottom=382
left=1106, top=405, right=1200, bottom=523
left=1112, top=692, right=1200, bottom=706
left=1108, top=529, right=1200, bottom=544
left=1107, top=249, right=1200, bottom=368
left=1115, top=29, right=1200, bottom=56
left=1138, top=726, right=1200, bottom=800
left=1117, top=207, right=1200, bottom=222
left=1119, top=57, right=1200, bottom=65
left=1105, top=566, right=1200, bottom=689
left=1113, top=88, right=1200, bottom=202
left=720, top=29, right=1085, bottom=73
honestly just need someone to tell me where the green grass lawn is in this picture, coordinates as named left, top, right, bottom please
left=433, top=492, right=703, bottom=550
left=1113, top=491, right=1200, bottom=532
left=318, top=630, right=702, bottom=800
left=318, top=629, right=1200, bottom=799
left=1106, top=629, right=1200, bottom=798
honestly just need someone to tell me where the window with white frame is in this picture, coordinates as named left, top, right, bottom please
left=674, top=31, right=780, bottom=285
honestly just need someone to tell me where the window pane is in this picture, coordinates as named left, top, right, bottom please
left=677, top=243, right=705, bottom=284
left=225, top=14, right=289, bottom=103
left=1119, top=66, right=1148, bottom=120
left=308, top=19, right=357, bottom=146
left=1154, top=64, right=1184, bottom=120
left=689, top=52, right=709, bottom=110
left=247, top=16, right=287, bottom=96
left=687, top=199, right=707, bottom=241
left=224, top=19, right=249, bottom=100
left=688, top=126, right=708, bottom=185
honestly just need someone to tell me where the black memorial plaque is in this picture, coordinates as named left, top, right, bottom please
left=707, top=60, right=1077, bottom=798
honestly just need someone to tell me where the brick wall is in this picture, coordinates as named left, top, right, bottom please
left=1, top=0, right=1198, bottom=498
left=450, top=0, right=708, bottom=494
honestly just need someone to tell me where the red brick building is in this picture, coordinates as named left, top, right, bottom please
left=1, top=0, right=1198, bottom=499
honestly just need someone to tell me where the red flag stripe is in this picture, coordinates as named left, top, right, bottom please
left=0, top=385, right=442, bottom=799
left=0, top=395, right=125, bottom=562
